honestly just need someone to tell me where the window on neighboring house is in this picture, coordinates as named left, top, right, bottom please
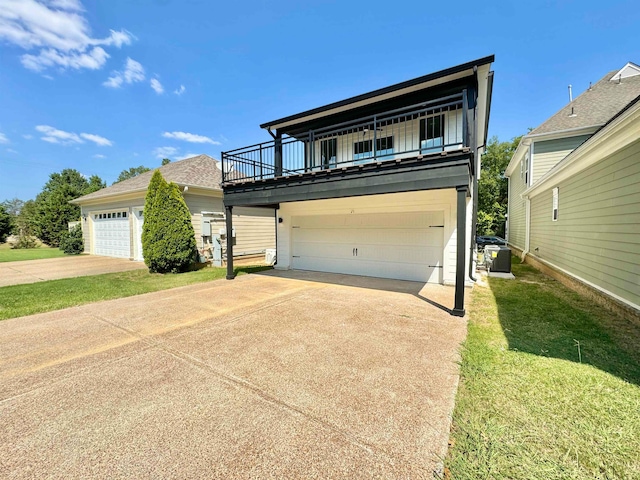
left=552, top=187, right=559, bottom=221
left=420, top=115, right=444, bottom=153
left=353, top=136, right=394, bottom=163
left=521, top=150, right=530, bottom=185
left=320, top=138, right=337, bottom=168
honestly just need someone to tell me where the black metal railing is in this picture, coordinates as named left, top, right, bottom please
left=222, top=92, right=468, bottom=183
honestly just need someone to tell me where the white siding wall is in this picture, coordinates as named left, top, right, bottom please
left=529, top=139, right=640, bottom=309
left=276, top=189, right=470, bottom=285
left=531, top=135, right=591, bottom=184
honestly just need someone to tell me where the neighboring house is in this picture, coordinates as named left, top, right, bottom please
left=71, top=154, right=275, bottom=262
left=221, top=56, right=495, bottom=316
left=505, top=62, right=640, bottom=317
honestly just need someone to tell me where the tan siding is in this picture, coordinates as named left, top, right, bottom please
left=233, top=207, right=276, bottom=255
left=183, top=193, right=224, bottom=244
left=507, top=159, right=527, bottom=249
left=529, top=139, right=640, bottom=307
left=531, top=135, right=591, bottom=184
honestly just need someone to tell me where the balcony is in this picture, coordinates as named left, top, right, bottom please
left=221, top=93, right=469, bottom=185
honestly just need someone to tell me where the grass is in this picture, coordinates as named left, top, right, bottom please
left=0, top=265, right=271, bottom=321
left=444, top=259, right=640, bottom=480
left=0, top=242, right=67, bottom=262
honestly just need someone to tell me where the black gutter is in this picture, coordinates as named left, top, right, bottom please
left=260, top=55, right=495, bottom=130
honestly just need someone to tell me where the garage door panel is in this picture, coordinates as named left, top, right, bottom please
left=92, top=211, right=131, bottom=259
left=290, top=211, right=444, bottom=283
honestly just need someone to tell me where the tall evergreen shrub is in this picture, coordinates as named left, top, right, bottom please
left=142, top=171, right=197, bottom=273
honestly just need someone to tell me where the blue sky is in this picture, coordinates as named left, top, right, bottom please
left=1, top=0, right=639, bottom=200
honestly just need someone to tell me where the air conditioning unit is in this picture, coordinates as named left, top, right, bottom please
left=484, top=246, right=512, bottom=273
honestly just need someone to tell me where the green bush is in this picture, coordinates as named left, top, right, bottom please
left=0, top=205, right=11, bottom=243
left=142, top=171, right=197, bottom=273
left=59, top=224, right=84, bottom=254
left=11, top=235, right=39, bottom=249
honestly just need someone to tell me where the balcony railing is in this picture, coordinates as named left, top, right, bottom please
left=222, top=92, right=468, bottom=184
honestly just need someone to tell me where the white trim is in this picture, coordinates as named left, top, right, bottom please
left=523, top=98, right=640, bottom=197
left=609, top=62, right=640, bottom=81
left=505, top=125, right=599, bottom=177
left=528, top=254, right=640, bottom=313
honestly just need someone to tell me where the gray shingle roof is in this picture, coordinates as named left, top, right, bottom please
left=530, top=70, right=640, bottom=135
left=73, top=154, right=222, bottom=203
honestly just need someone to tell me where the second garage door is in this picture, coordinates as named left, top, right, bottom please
left=291, top=211, right=444, bottom=283
left=92, top=210, right=131, bottom=258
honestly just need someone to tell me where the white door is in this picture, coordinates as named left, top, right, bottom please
left=92, top=210, right=131, bottom=259
left=291, top=211, right=444, bottom=283
left=133, top=208, right=144, bottom=261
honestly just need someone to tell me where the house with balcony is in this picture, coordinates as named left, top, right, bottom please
left=222, top=56, right=495, bottom=316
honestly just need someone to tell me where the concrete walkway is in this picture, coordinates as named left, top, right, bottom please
left=0, top=255, right=146, bottom=287
left=0, top=271, right=467, bottom=478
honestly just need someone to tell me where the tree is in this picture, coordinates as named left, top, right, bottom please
left=161, top=158, right=171, bottom=166
left=16, top=200, right=37, bottom=237
left=142, top=171, right=196, bottom=273
left=0, top=205, right=12, bottom=243
left=32, top=169, right=105, bottom=247
left=0, top=198, right=24, bottom=237
left=113, top=165, right=151, bottom=184
left=477, top=135, right=521, bottom=237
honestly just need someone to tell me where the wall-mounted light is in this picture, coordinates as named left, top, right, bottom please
left=278, top=217, right=283, bottom=224
left=82, top=214, right=87, bottom=221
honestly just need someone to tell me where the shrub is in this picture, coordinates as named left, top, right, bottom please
left=59, top=224, right=84, bottom=254
left=142, top=171, right=197, bottom=273
left=11, top=235, right=39, bottom=249
left=0, top=205, right=11, bottom=243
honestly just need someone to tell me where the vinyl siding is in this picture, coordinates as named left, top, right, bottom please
left=507, top=158, right=527, bottom=250
left=529, top=139, right=640, bottom=308
left=531, top=135, right=591, bottom=184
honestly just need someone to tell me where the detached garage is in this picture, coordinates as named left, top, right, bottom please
left=71, top=155, right=276, bottom=262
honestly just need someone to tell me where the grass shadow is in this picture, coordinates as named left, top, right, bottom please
left=493, top=257, right=640, bottom=386
left=234, top=265, right=275, bottom=275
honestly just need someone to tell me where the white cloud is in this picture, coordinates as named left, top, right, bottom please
left=150, top=78, right=164, bottom=94
left=0, top=132, right=8, bottom=144
left=6, top=148, right=18, bottom=153
left=173, top=85, right=185, bottom=96
left=152, top=146, right=178, bottom=159
left=35, top=125, right=112, bottom=146
left=162, top=131, right=220, bottom=145
left=176, top=152, right=200, bottom=160
left=93, top=153, right=106, bottom=159
left=0, top=0, right=132, bottom=73
left=36, top=125, right=82, bottom=144
left=80, top=132, right=112, bottom=146
left=22, top=134, right=33, bottom=139
left=103, top=57, right=144, bottom=88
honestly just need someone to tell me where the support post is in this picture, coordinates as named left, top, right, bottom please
left=453, top=186, right=468, bottom=316
left=225, top=205, right=235, bottom=280
left=274, top=130, right=283, bottom=177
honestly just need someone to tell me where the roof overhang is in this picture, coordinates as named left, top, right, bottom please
left=260, top=55, right=495, bottom=132
left=522, top=97, right=640, bottom=197
left=70, top=183, right=223, bottom=206
left=504, top=125, right=601, bottom=177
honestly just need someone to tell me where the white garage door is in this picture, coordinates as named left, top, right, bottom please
left=92, top=210, right=131, bottom=259
left=291, top=211, right=444, bottom=283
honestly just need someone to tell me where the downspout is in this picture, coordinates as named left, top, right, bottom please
left=521, top=194, right=531, bottom=261
left=467, top=88, right=478, bottom=282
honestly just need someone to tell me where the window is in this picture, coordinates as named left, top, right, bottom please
left=320, top=138, right=337, bottom=168
left=123, top=211, right=127, bottom=218
left=552, top=187, right=559, bottom=221
left=420, top=115, right=444, bottom=153
left=353, top=136, right=394, bottom=162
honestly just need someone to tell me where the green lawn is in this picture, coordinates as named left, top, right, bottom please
left=0, top=265, right=271, bottom=321
left=0, top=242, right=67, bottom=262
left=444, top=260, right=640, bottom=479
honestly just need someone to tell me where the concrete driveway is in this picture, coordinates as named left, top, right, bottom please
left=0, top=255, right=146, bottom=287
left=0, top=271, right=467, bottom=479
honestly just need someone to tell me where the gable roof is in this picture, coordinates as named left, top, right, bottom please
left=72, top=154, right=222, bottom=204
left=529, top=68, right=640, bottom=136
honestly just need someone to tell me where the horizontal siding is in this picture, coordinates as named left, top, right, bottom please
left=529, top=139, right=640, bottom=307
left=233, top=207, right=276, bottom=255
left=507, top=158, right=527, bottom=249
left=531, top=135, right=591, bottom=184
